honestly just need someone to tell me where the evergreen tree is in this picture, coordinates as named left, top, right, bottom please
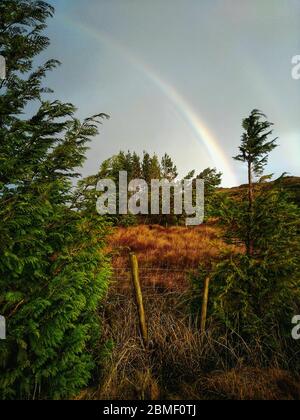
left=234, top=109, right=278, bottom=255
left=149, top=154, right=161, bottom=180
left=131, top=152, right=142, bottom=179
left=161, top=153, right=178, bottom=181
left=210, top=183, right=300, bottom=363
left=196, top=168, right=222, bottom=195
left=142, top=151, right=152, bottom=184
left=0, top=0, right=110, bottom=399
left=95, top=151, right=224, bottom=226
left=195, top=168, right=222, bottom=219
left=193, top=111, right=300, bottom=366
left=96, top=151, right=139, bottom=226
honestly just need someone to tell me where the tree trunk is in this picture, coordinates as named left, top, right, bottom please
left=247, top=161, right=254, bottom=256
left=248, top=162, right=253, bottom=210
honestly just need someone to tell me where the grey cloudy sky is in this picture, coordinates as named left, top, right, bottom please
left=45, top=0, right=300, bottom=186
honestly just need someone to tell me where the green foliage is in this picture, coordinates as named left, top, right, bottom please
left=233, top=109, right=279, bottom=255
left=280, top=176, right=300, bottom=207
left=234, top=109, right=278, bottom=177
left=220, top=180, right=299, bottom=254
left=192, top=111, right=300, bottom=367
left=192, top=184, right=300, bottom=367
left=195, top=168, right=222, bottom=219
left=94, top=151, right=221, bottom=225
left=0, top=0, right=110, bottom=399
left=161, top=153, right=178, bottom=181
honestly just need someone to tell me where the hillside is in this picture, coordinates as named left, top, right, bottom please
left=219, top=176, right=300, bottom=205
left=106, top=222, right=239, bottom=291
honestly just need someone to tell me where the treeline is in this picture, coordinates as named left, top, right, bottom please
left=77, top=151, right=222, bottom=226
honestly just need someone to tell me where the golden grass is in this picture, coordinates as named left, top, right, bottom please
left=202, top=368, right=300, bottom=400
left=106, top=222, right=238, bottom=290
left=78, top=289, right=300, bottom=400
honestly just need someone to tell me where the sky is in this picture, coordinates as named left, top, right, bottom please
left=43, top=0, right=300, bottom=186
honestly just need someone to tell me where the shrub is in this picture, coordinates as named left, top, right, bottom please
left=0, top=0, right=110, bottom=399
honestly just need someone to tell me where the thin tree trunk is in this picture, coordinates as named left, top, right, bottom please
left=248, top=162, right=253, bottom=210
left=247, top=161, right=254, bottom=256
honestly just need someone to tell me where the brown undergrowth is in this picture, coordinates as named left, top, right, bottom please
left=77, top=223, right=300, bottom=400
left=77, top=288, right=300, bottom=400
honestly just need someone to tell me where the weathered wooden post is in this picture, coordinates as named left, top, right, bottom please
left=129, top=252, right=148, bottom=347
left=200, top=276, right=210, bottom=334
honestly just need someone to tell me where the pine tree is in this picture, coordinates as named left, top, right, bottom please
left=142, top=151, right=152, bottom=184
left=131, top=152, right=142, bottom=179
left=161, top=153, right=178, bottom=181
left=211, top=182, right=300, bottom=363
left=149, top=154, right=161, bottom=180
left=193, top=112, right=300, bottom=366
left=234, top=109, right=278, bottom=255
left=0, top=0, right=110, bottom=399
left=195, top=167, right=222, bottom=219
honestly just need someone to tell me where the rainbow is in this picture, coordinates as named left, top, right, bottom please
left=62, top=17, right=238, bottom=186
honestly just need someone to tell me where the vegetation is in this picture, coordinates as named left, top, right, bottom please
left=192, top=110, right=300, bottom=369
left=83, top=110, right=300, bottom=400
left=89, top=150, right=222, bottom=225
left=0, top=0, right=110, bottom=399
left=0, top=1, right=299, bottom=401
left=78, top=220, right=300, bottom=400
left=233, top=109, right=278, bottom=255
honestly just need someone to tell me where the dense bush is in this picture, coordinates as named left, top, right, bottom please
left=0, top=0, right=110, bottom=399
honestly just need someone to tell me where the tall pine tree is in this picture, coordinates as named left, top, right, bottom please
left=234, top=109, right=277, bottom=255
left=193, top=111, right=300, bottom=366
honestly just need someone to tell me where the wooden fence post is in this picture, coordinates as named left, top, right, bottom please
left=129, top=252, right=148, bottom=347
left=200, top=276, right=210, bottom=334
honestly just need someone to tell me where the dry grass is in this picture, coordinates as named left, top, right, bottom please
left=80, top=289, right=210, bottom=400
left=77, top=288, right=300, bottom=401
left=106, top=222, right=238, bottom=291
left=202, top=368, right=300, bottom=400
left=76, top=223, right=300, bottom=400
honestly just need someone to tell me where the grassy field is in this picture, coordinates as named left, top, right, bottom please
left=105, top=223, right=238, bottom=291
left=77, top=222, right=300, bottom=400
